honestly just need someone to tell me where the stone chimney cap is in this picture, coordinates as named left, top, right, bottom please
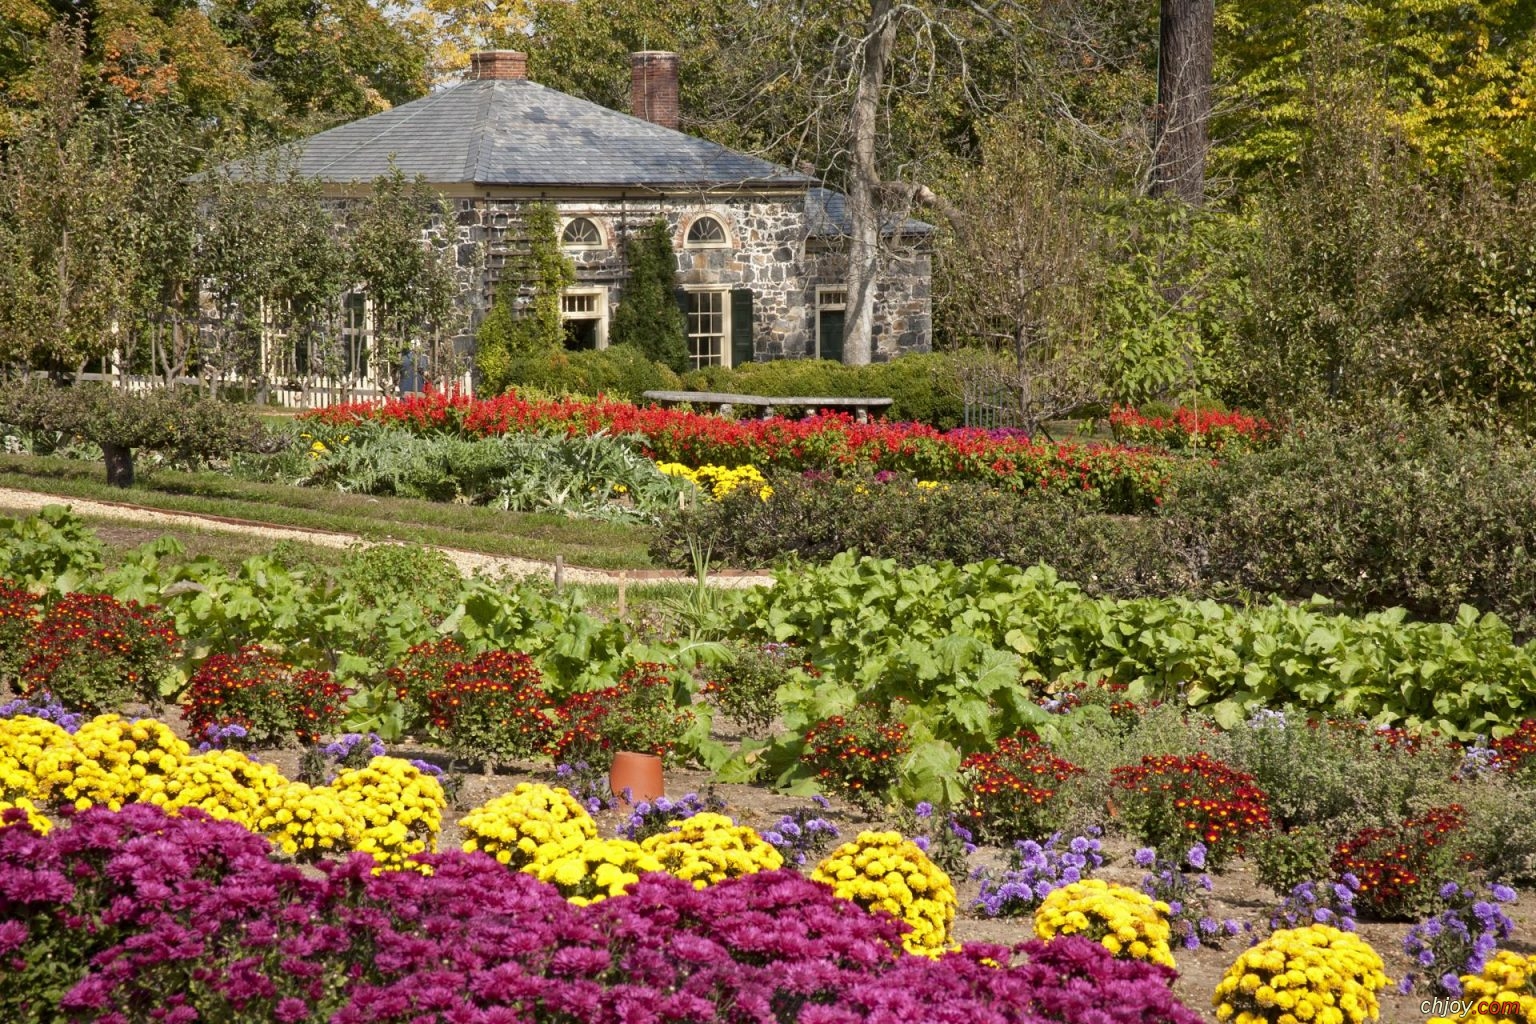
left=470, top=50, right=528, bottom=81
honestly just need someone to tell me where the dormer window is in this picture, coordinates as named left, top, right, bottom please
left=685, top=215, right=728, bottom=248
left=561, top=217, right=604, bottom=248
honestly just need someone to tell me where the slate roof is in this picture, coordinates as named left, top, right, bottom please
left=269, top=78, right=815, bottom=190
left=805, top=187, right=934, bottom=238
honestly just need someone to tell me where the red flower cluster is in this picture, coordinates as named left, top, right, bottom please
left=184, top=645, right=350, bottom=745
left=546, top=663, right=691, bottom=764
left=1036, top=680, right=1150, bottom=724
left=959, top=732, right=1083, bottom=842
left=802, top=703, right=910, bottom=807
left=0, top=579, right=38, bottom=680
left=547, top=687, right=619, bottom=765
left=305, top=389, right=1175, bottom=512
left=1488, top=719, right=1536, bottom=777
left=1331, top=805, right=1473, bottom=920
left=1109, top=405, right=1276, bottom=454
left=20, top=592, right=179, bottom=713
left=1110, top=753, right=1272, bottom=868
left=384, top=638, right=468, bottom=723
left=423, top=649, right=555, bottom=764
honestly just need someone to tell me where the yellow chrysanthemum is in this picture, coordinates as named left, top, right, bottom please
left=526, top=837, right=662, bottom=906
left=1033, top=879, right=1176, bottom=970
left=639, top=812, right=783, bottom=888
left=458, top=783, right=597, bottom=871
left=331, top=757, right=445, bottom=872
left=811, top=830, right=956, bottom=957
left=1214, top=925, right=1389, bottom=1024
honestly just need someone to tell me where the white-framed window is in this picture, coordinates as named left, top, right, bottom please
left=684, top=214, right=728, bottom=248
left=561, top=216, right=605, bottom=249
left=560, top=287, right=609, bottom=350
left=684, top=287, right=730, bottom=368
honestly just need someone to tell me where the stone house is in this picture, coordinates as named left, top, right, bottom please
left=275, top=49, right=932, bottom=392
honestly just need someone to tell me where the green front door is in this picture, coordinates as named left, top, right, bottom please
left=818, top=308, right=845, bottom=362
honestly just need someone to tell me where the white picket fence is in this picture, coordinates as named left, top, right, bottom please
left=74, top=371, right=473, bottom=410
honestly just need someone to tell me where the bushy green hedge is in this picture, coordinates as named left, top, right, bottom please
left=663, top=408, right=1536, bottom=639
left=1164, top=408, right=1536, bottom=637
left=495, top=346, right=681, bottom=401
left=680, top=353, right=965, bottom=428
left=653, top=473, right=1181, bottom=597
left=0, top=381, right=267, bottom=458
left=496, top=349, right=965, bottom=427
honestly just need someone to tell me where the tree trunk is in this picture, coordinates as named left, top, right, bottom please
left=842, top=0, right=897, bottom=366
left=102, top=442, right=134, bottom=488
left=1150, top=0, right=1213, bottom=205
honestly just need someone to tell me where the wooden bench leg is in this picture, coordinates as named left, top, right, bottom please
left=763, top=404, right=775, bottom=419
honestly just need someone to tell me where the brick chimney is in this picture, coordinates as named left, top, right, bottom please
left=630, top=51, right=679, bottom=130
left=469, top=50, right=528, bottom=81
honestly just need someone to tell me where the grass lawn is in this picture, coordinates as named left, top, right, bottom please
left=0, top=456, right=658, bottom=570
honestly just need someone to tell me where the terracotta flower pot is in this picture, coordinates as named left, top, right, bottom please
left=609, top=751, right=665, bottom=807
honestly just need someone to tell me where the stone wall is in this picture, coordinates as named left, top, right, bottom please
left=332, top=189, right=933, bottom=370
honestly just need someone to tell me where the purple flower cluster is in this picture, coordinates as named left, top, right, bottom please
left=320, top=731, right=388, bottom=765
left=1137, top=846, right=1242, bottom=950
left=616, top=792, right=728, bottom=842
left=1398, top=881, right=1517, bottom=997
left=0, top=805, right=1204, bottom=1024
left=0, top=692, right=83, bottom=733
left=904, top=803, right=977, bottom=876
left=1267, top=876, right=1360, bottom=934
left=554, top=760, right=616, bottom=814
left=974, top=831, right=1104, bottom=918
left=762, top=797, right=842, bottom=868
left=197, top=721, right=250, bottom=752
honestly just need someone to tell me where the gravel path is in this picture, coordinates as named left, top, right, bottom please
left=0, top=486, right=775, bottom=589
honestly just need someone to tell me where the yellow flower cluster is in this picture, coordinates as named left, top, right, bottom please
left=811, top=830, right=957, bottom=957
left=139, top=748, right=287, bottom=829
left=0, top=795, right=51, bottom=834
left=1427, top=951, right=1535, bottom=1024
left=528, top=837, right=663, bottom=907
left=1033, top=879, right=1177, bottom=969
left=639, top=812, right=784, bottom=888
left=0, top=716, right=82, bottom=802
left=256, top=781, right=360, bottom=859
left=65, top=716, right=190, bottom=811
left=656, top=462, right=773, bottom=501
left=1214, top=925, right=1390, bottom=1024
left=459, top=783, right=597, bottom=870
left=0, top=713, right=439, bottom=871
left=332, top=758, right=446, bottom=872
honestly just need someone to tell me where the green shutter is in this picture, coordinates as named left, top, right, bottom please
left=730, top=287, right=754, bottom=367
left=818, top=308, right=845, bottom=363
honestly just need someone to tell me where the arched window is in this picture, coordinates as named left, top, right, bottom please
left=685, top=215, right=728, bottom=247
left=561, top=217, right=604, bottom=248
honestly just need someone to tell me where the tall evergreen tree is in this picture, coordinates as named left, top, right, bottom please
left=610, top=219, right=687, bottom=373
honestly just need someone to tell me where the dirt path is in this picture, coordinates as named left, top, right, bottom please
left=0, top=486, right=775, bottom=589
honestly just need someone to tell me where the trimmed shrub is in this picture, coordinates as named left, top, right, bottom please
left=1165, top=406, right=1536, bottom=637
left=499, top=345, right=681, bottom=401
left=681, top=352, right=966, bottom=428
left=652, top=471, right=1183, bottom=593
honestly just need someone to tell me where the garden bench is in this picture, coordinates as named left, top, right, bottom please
left=641, top=390, right=894, bottom=423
